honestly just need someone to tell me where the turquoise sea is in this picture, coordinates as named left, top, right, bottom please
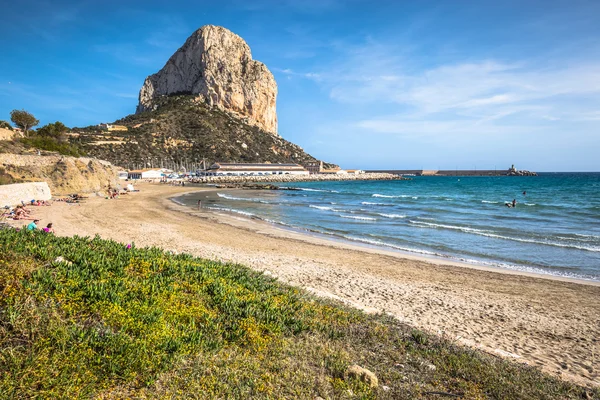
left=177, top=173, right=600, bottom=281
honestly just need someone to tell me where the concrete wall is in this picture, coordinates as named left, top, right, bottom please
left=0, top=182, right=52, bottom=207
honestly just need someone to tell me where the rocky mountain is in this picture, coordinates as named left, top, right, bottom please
left=137, top=25, right=278, bottom=135
left=70, top=25, right=334, bottom=171
left=72, top=95, right=334, bottom=171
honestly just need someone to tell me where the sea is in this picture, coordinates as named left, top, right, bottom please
left=175, top=173, right=600, bottom=282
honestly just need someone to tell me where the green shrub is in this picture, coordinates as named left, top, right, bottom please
left=0, top=230, right=595, bottom=399
left=0, top=120, right=13, bottom=130
left=20, top=136, right=86, bottom=157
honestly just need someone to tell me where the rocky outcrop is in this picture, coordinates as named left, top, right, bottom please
left=0, top=154, right=119, bottom=195
left=137, top=25, right=278, bottom=135
left=0, top=182, right=51, bottom=206
left=0, top=128, right=15, bottom=141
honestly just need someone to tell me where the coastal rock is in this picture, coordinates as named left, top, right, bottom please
left=0, top=154, right=118, bottom=195
left=137, top=25, right=278, bottom=135
left=346, top=364, right=378, bottom=388
left=0, top=127, right=15, bottom=141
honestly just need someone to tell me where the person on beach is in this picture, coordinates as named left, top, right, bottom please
left=42, top=223, right=55, bottom=233
left=27, top=219, right=40, bottom=230
left=512, top=199, right=517, bottom=207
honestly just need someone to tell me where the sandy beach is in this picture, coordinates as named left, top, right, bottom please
left=13, top=182, right=600, bottom=387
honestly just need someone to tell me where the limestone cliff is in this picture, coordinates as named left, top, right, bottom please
left=137, top=25, right=278, bottom=135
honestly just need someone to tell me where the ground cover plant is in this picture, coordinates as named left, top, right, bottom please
left=0, top=229, right=597, bottom=399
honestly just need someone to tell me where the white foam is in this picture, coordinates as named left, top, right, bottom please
left=217, top=193, right=246, bottom=201
left=524, top=203, right=536, bottom=206
left=361, top=201, right=394, bottom=206
left=309, top=205, right=333, bottom=211
left=409, top=220, right=492, bottom=234
left=205, top=206, right=255, bottom=217
left=344, top=236, right=438, bottom=256
left=339, top=214, right=377, bottom=221
left=482, top=200, right=499, bottom=204
left=411, top=220, right=600, bottom=252
left=378, top=213, right=407, bottom=219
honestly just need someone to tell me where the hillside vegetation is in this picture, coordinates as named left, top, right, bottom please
left=0, top=229, right=595, bottom=399
left=72, top=95, right=335, bottom=170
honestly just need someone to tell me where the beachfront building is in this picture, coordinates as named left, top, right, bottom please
left=303, top=161, right=321, bottom=174
left=204, top=162, right=309, bottom=176
left=127, top=168, right=169, bottom=180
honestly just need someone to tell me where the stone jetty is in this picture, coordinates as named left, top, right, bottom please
left=187, top=172, right=404, bottom=185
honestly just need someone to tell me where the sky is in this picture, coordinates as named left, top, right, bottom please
left=1, top=0, right=599, bottom=171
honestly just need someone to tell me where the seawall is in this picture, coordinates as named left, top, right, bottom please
left=185, top=172, right=403, bottom=184
left=367, top=169, right=537, bottom=176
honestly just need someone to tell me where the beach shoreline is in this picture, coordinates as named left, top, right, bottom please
left=12, top=182, right=600, bottom=387
left=173, top=186, right=600, bottom=287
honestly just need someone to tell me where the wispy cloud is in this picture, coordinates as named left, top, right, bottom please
left=288, top=35, right=600, bottom=140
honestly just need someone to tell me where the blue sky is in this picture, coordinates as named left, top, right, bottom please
left=1, top=0, right=599, bottom=171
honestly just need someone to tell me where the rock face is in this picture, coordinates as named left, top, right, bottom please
left=137, top=25, right=278, bottom=135
left=0, top=154, right=119, bottom=195
left=0, top=182, right=51, bottom=207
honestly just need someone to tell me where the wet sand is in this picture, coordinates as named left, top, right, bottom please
left=16, top=182, right=600, bottom=387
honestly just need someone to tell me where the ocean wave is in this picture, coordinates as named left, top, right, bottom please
left=372, top=193, right=410, bottom=198
left=479, top=233, right=600, bottom=252
left=217, top=192, right=276, bottom=204
left=309, top=205, right=333, bottom=211
left=361, top=201, right=395, bottom=206
left=217, top=193, right=247, bottom=201
left=482, top=200, right=499, bottom=204
left=343, top=236, right=438, bottom=256
left=574, top=233, right=600, bottom=239
left=339, top=214, right=377, bottom=221
left=410, top=220, right=600, bottom=252
left=524, top=203, right=536, bottom=206
left=205, top=206, right=255, bottom=217
left=346, top=236, right=597, bottom=281
left=378, top=213, right=407, bottom=219
left=409, top=220, right=492, bottom=234
left=285, top=187, right=339, bottom=193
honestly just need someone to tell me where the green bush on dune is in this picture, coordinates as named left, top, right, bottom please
left=0, top=229, right=596, bottom=399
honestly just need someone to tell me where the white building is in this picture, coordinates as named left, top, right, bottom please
left=204, top=163, right=309, bottom=176
left=127, top=168, right=171, bottom=180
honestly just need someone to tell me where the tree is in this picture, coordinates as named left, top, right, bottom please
left=10, top=109, right=39, bottom=137
left=37, top=121, right=69, bottom=139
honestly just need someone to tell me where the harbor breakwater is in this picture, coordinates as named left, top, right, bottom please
left=186, top=172, right=404, bottom=184
left=367, top=169, right=537, bottom=176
